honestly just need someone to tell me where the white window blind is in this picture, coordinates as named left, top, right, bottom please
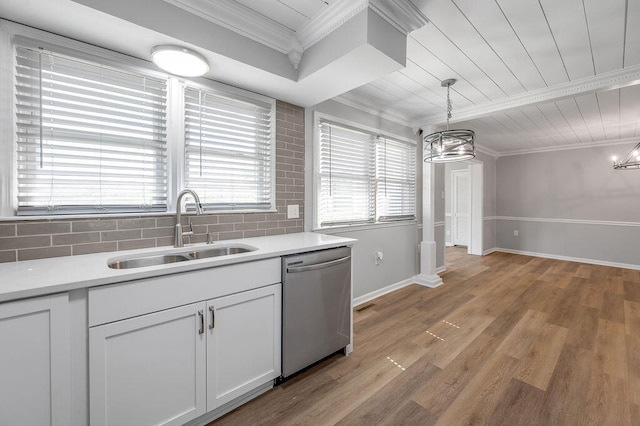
left=318, top=121, right=376, bottom=226
left=14, top=44, right=168, bottom=215
left=376, top=137, right=416, bottom=221
left=184, top=85, right=274, bottom=211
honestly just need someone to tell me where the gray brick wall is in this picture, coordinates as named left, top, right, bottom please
left=0, top=101, right=304, bottom=263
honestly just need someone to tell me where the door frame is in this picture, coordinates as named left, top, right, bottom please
left=445, top=160, right=483, bottom=257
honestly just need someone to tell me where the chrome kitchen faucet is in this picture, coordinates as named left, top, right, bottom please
left=175, top=189, right=204, bottom=247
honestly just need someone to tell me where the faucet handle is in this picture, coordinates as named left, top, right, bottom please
left=206, top=232, right=217, bottom=244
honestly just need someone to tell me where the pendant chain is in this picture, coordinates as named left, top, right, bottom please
left=446, top=84, right=452, bottom=130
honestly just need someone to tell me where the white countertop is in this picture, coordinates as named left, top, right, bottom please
left=0, top=232, right=356, bottom=303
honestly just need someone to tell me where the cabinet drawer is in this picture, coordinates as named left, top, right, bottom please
left=89, top=258, right=280, bottom=326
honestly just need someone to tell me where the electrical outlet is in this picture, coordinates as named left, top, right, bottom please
left=375, top=251, right=384, bottom=265
left=514, top=229, right=519, bottom=236
left=287, top=204, right=299, bottom=219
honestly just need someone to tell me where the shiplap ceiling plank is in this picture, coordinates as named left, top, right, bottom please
left=536, top=102, right=578, bottom=142
left=625, top=0, right=640, bottom=66
left=519, top=104, right=567, bottom=145
left=574, top=93, right=607, bottom=142
left=504, top=109, right=554, bottom=147
left=405, top=39, right=489, bottom=105
left=596, top=89, right=620, bottom=140
left=494, top=0, right=569, bottom=86
left=619, top=85, right=640, bottom=138
left=418, top=0, right=525, bottom=96
left=553, top=98, right=593, bottom=143
left=452, top=0, right=546, bottom=92
left=411, top=25, right=507, bottom=100
left=234, top=0, right=309, bottom=31
left=583, top=0, right=626, bottom=74
left=382, top=73, right=447, bottom=111
left=213, top=0, right=640, bottom=155
left=278, top=0, right=330, bottom=21
left=539, top=0, right=594, bottom=80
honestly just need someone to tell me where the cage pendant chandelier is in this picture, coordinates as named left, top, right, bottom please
left=423, top=79, right=475, bottom=163
left=612, top=141, right=640, bottom=170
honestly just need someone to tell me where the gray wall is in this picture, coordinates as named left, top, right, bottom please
left=305, top=100, right=419, bottom=300
left=495, top=144, right=640, bottom=266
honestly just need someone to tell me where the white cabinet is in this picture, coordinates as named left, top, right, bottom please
left=207, top=284, right=281, bottom=410
left=89, top=274, right=281, bottom=426
left=0, top=293, right=71, bottom=426
left=89, top=303, right=206, bottom=426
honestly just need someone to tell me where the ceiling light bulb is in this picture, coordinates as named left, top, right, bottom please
left=612, top=156, right=617, bottom=162
left=151, top=45, right=209, bottom=77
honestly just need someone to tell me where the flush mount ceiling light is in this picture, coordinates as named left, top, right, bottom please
left=423, top=79, right=475, bottom=163
left=612, top=142, right=640, bottom=170
left=151, top=45, right=209, bottom=77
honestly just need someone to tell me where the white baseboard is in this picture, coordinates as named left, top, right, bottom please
left=483, top=247, right=498, bottom=256
left=445, top=242, right=454, bottom=247
left=413, top=273, right=443, bottom=288
left=436, top=266, right=446, bottom=273
left=353, top=277, right=415, bottom=307
left=495, top=248, right=640, bottom=271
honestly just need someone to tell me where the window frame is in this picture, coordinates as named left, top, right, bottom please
left=0, top=22, right=276, bottom=218
left=178, top=78, right=276, bottom=214
left=312, top=112, right=417, bottom=230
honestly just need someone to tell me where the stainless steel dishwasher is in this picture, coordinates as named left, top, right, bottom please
left=280, top=246, right=351, bottom=379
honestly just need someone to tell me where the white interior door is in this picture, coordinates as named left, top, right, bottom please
left=452, top=169, right=470, bottom=246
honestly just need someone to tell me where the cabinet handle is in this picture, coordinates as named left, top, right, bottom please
left=209, top=306, right=215, bottom=330
left=198, top=310, right=204, bottom=335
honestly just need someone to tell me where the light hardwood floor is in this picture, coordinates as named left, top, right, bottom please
left=211, top=247, right=640, bottom=425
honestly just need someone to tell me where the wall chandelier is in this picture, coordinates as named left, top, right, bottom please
left=612, top=142, right=640, bottom=170
left=423, top=78, right=475, bottom=163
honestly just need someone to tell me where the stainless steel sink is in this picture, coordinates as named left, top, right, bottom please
left=108, top=254, right=191, bottom=269
left=184, top=246, right=254, bottom=259
left=108, top=245, right=257, bottom=269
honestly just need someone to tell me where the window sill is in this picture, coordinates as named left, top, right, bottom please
left=0, top=208, right=277, bottom=222
left=313, top=220, right=418, bottom=234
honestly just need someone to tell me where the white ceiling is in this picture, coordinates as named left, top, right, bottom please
left=1, top=0, right=639, bottom=156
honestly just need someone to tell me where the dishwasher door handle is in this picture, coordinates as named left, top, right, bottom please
left=286, top=256, right=351, bottom=273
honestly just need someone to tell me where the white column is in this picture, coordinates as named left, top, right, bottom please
left=415, top=161, right=443, bottom=287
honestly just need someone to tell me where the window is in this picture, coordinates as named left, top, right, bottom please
left=317, top=118, right=416, bottom=228
left=183, top=84, right=275, bottom=211
left=14, top=41, right=168, bottom=215
left=5, top=30, right=277, bottom=217
left=376, top=137, right=416, bottom=221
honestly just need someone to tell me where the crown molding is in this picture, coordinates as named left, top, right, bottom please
left=162, top=0, right=293, bottom=53
left=420, top=63, right=640, bottom=127
left=474, top=143, right=500, bottom=159
left=332, top=92, right=415, bottom=129
left=498, top=136, right=639, bottom=157
left=164, top=0, right=429, bottom=68
left=296, top=0, right=370, bottom=50
left=369, top=0, right=429, bottom=35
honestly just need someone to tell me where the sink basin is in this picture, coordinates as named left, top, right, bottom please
left=108, top=245, right=257, bottom=269
left=184, top=246, right=254, bottom=259
left=108, top=254, right=191, bottom=269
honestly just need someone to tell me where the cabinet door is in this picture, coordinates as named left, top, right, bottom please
left=207, top=284, right=281, bottom=410
left=90, top=303, right=206, bottom=426
left=0, top=294, right=71, bottom=426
